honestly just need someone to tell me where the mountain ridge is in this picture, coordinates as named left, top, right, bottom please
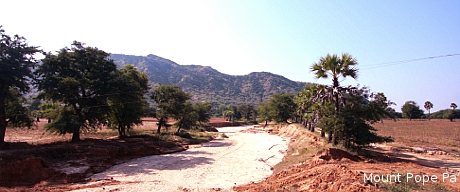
left=110, top=54, right=310, bottom=106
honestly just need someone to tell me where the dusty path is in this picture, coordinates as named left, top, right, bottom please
left=71, top=126, right=288, bottom=192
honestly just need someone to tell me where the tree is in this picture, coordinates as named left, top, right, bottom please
left=295, top=84, right=319, bottom=132
left=107, top=65, right=150, bottom=138
left=446, top=103, right=458, bottom=122
left=310, top=53, right=358, bottom=144
left=223, top=110, right=234, bottom=121
left=401, top=101, right=424, bottom=120
left=424, top=101, right=434, bottom=121
left=174, top=102, right=198, bottom=133
left=257, top=102, right=272, bottom=127
left=38, top=102, right=60, bottom=123
left=267, top=93, right=296, bottom=123
left=0, top=26, right=40, bottom=143
left=36, top=41, right=117, bottom=142
left=444, top=110, right=457, bottom=122
left=237, top=103, right=256, bottom=122
left=151, top=84, right=190, bottom=134
left=5, top=88, right=34, bottom=129
left=193, top=102, right=212, bottom=125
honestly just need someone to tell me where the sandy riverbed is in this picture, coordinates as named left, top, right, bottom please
left=71, top=126, right=288, bottom=192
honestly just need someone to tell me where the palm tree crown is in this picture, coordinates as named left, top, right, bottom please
left=451, top=103, right=457, bottom=110
left=311, top=53, right=358, bottom=88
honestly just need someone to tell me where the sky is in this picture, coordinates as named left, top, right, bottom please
left=1, top=0, right=459, bottom=112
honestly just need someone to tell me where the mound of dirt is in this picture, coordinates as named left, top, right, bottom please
left=234, top=153, right=372, bottom=192
left=316, top=148, right=363, bottom=162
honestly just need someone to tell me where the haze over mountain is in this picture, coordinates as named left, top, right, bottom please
left=110, top=54, right=310, bottom=106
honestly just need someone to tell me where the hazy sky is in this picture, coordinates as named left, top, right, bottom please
left=1, top=0, right=459, bottom=112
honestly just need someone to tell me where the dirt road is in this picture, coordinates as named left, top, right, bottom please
left=71, top=126, right=287, bottom=192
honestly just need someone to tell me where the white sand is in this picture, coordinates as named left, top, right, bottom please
left=72, top=126, right=287, bottom=192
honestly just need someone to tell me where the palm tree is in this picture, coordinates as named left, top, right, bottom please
left=310, top=53, right=358, bottom=144
left=451, top=103, right=457, bottom=110
left=424, top=101, right=434, bottom=121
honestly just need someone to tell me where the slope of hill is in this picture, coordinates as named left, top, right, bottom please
left=110, top=54, right=310, bottom=106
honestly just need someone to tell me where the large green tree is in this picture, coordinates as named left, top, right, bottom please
left=151, top=84, right=190, bottom=134
left=193, top=102, right=212, bottom=125
left=0, top=26, right=40, bottom=143
left=310, top=53, right=358, bottom=144
left=108, top=65, right=150, bottom=138
left=401, top=101, right=424, bottom=120
left=257, top=102, right=272, bottom=127
left=36, top=41, right=117, bottom=142
left=267, top=93, right=296, bottom=123
left=424, top=101, right=434, bottom=121
left=295, top=84, right=319, bottom=132
left=174, top=102, right=198, bottom=133
left=237, top=103, right=256, bottom=122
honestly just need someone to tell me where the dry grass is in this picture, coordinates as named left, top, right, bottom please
left=4, top=118, right=217, bottom=145
left=374, top=119, right=460, bottom=152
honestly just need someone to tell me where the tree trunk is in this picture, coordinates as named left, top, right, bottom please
left=327, top=131, right=332, bottom=142
left=428, top=110, right=431, bottom=121
left=264, top=120, right=268, bottom=128
left=71, top=127, right=81, bottom=142
left=0, top=95, right=6, bottom=143
left=332, top=131, right=337, bottom=146
left=157, top=117, right=164, bottom=134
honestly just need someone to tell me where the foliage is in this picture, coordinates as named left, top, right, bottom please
left=151, top=84, right=190, bottom=134
left=310, top=53, right=358, bottom=144
left=431, top=109, right=460, bottom=120
left=36, top=41, right=118, bottom=142
left=38, top=102, right=60, bottom=123
left=193, top=102, right=212, bottom=125
left=0, top=26, right=40, bottom=143
left=401, top=101, right=424, bottom=120
left=314, top=87, right=394, bottom=147
left=450, top=103, right=457, bottom=110
left=267, top=93, right=296, bottom=123
left=107, top=65, right=150, bottom=138
left=5, top=88, right=34, bottom=128
left=174, top=102, right=198, bottom=133
left=237, top=103, right=257, bottom=122
left=223, top=110, right=234, bottom=121
left=424, top=101, right=434, bottom=120
left=444, top=109, right=458, bottom=122
left=257, top=102, right=272, bottom=127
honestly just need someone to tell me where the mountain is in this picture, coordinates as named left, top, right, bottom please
left=110, top=54, right=310, bottom=106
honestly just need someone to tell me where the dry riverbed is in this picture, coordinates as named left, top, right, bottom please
left=71, top=126, right=288, bottom=192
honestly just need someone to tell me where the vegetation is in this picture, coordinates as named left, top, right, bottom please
left=256, top=94, right=296, bottom=125
left=151, top=84, right=191, bottom=134
left=424, top=101, right=434, bottom=121
left=310, top=53, right=358, bottom=144
left=107, top=65, right=150, bottom=138
left=401, top=101, right=424, bottom=120
left=0, top=26, right=40, bottom=143
left=36, top=41, right=118, bottom=142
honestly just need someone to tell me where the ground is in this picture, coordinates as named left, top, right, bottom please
left=1, top=118, right=459, bottom=191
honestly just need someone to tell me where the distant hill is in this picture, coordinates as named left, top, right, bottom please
left=110, top=54, right=310, bottom=106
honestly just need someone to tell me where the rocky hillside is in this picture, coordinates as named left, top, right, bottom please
left=110, top=54, right=310, bottom=106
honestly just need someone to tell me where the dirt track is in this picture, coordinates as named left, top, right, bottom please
left=71, top=126, right=288, bottom=192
